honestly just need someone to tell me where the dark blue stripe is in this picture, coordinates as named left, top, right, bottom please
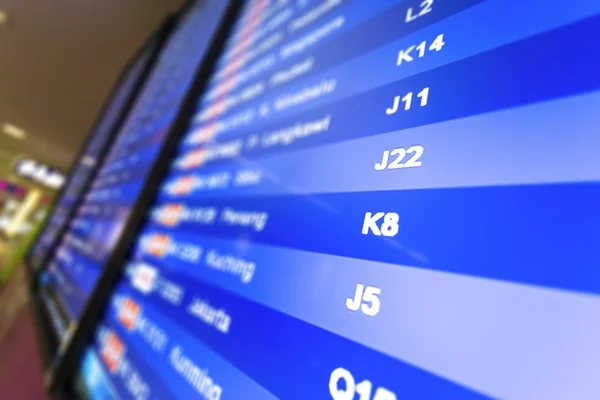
left=149, top=182, right=600, bottom=294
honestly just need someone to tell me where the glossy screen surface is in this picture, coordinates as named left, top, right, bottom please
left=78, top=0, right=600, bottom=399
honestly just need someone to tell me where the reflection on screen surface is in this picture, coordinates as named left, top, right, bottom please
left=78, top=0, right=600, bottom=398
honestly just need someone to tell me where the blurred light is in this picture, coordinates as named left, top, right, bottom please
left=3, top=123, right=27, bottom=140
left=82, top=155, right=96, bottom=167
left=5, top=188, right=41, bottom=237
left=0, top=10, right=8, bottom=26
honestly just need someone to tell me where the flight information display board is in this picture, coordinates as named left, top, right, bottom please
left=38, top=0, right=234, bottom=349
left=76, top=0, right=600, bottom=399
left=27, top=39, right=158, bottom=274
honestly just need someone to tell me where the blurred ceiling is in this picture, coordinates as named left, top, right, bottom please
left=0, top=0, right=184, bottom=175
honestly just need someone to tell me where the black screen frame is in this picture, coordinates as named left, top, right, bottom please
left=26, top=13, right=178, bottom=390
left=46, top=0, right=243, bottom=396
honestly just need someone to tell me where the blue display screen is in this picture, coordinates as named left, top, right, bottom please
left=41, top=0, right=233, bottom=339
left=79, top=0, right=600, bottom=399
left=28, top=44, right=155, bottom=272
